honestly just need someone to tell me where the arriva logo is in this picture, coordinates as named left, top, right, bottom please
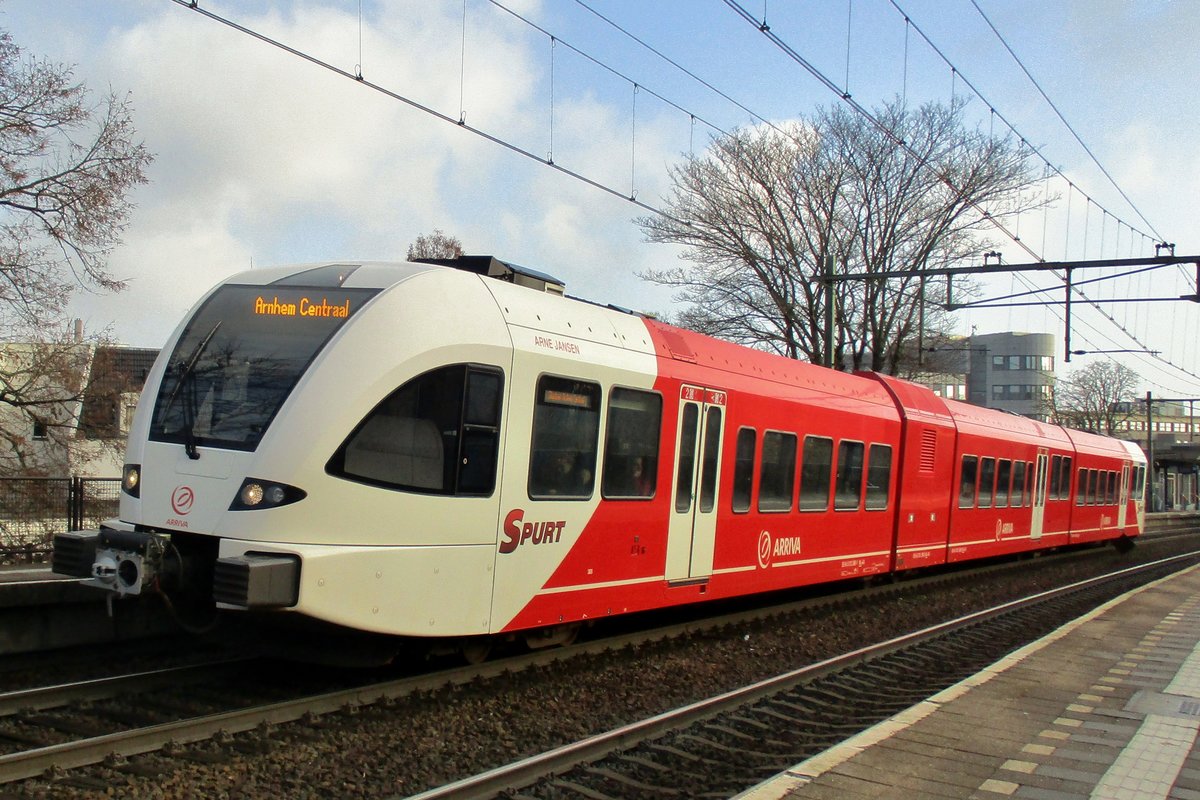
left=757, top=530, right=802, bottom=568
left=171, top=485, right=195, bottom=516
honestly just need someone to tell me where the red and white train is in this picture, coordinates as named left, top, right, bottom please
left=53, top=256, right=1147, bottom=649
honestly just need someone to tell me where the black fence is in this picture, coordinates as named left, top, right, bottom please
left=0, top=477, right=120, bottom=564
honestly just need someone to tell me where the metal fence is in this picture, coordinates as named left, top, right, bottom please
left=0, top=477, right=120, bottom=564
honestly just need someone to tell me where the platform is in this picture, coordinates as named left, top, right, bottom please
left=738, top=561, right=1200, bottom=800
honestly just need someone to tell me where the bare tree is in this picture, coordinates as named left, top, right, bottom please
left=407, top=229, right=464, bottom=261
left=0, top=28, right=152, bottom=477
left=1054, top=361, right=1140, bottom=434
left=638, top=98, right=1048, bottom=373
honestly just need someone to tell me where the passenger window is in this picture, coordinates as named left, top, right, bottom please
left=834, top=441, right=864, bottom=511
left=1107, top=471, right=1118, bottom=504
left=1076, top=468, right=1086, bottom=506
left=978, top=457, right=995, bottom=509
left=601, top=388, right=662, bottom=499
left=758, top=431, right=797, bottom=512
left=959, top=455, right=978, bottom=508
left=1087, top=469, right=1099, bottom=505
left=1059, top=457, right=1073, bottom=501
left=731, top=428, right=756, bottom=513
left=1026, top=461, right=1035, bottom=506
left=865, top=444, right=891, bottom=511
left=529, top=376, right=600, bottom=500
left=799, top=436, right=833, bottom=511
left=330, top=364, right=502, bottom=495
left=1011, top=460, right=1026, bottom=507
left=1049, top=455, right=1063, bottom=499
left=995, top=459, right=1011, bottom=508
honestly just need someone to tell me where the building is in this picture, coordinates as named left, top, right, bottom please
left=910, top=331, right=1056, bottom=421
left=0, top=333, right=158, bottom=478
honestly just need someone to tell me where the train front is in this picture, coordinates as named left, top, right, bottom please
left=51, top=264, right=385, bottom=624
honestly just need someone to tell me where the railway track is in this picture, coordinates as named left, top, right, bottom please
left=2, top=533, right=1195, bottom=795
left=410, top=551, right=1200, bottom=800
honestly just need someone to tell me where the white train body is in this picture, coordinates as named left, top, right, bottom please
left=85, top=259, right=654, bottom=637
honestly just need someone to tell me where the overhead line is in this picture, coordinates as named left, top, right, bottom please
left=167, top=0, right=686, bottom=224
left=886, top=0, right=1158, bottom=247
left=968, top=0, right=1165, bottom=242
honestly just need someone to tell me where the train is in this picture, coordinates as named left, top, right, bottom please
left=52, top=255, right=1147, bottom=655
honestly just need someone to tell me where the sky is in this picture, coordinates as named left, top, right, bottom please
left=5, top=0, right=1200, bottom=394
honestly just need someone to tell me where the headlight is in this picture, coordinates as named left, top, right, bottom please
left=230, top=478, right=306, bottom=511
left=122, top=464, right=141, bottom=498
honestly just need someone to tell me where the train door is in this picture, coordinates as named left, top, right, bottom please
left=1118, top=462, right=1130, bottom=528
left=1030, top=450, right=1049, bottom=540
left=666, top=385, right=726, bottom=582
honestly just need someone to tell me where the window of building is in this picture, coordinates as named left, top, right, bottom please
left=758, top=431, right=797, bottom=512
left=799, top=436, right=833, bottom=511
left=601, top=388, right=662, bottom=499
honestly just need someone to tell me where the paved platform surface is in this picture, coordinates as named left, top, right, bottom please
left=738, top=562, right=1200, bottom=800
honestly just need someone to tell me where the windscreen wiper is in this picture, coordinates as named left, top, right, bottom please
left=160, top=322, right=222, bottom=460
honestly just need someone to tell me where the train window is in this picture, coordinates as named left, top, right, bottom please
left=1108, top=472, right=1119, bottom=504
left=995, top=459, right=1011, bottom=508
left=529, top=376, right=601, bottom=500
left=1059, top=457, right=1073, bottom=501
left=978, top=457, right=995, bottom=509
left=799, top=436, right=833, bottom=511
left=834, top=441, right=864, bottom=511
left=698, top=406, right=723, bottom=514
left=1026, top=461, right=1035, bottom=506
left=458, top=369, right=505, bottom=494
left=1049, top=455, right=1063, bottom=500
left=758, top=431, right=797, bottom=512
left=959, top=455, right=978, bottom=508
left=1075, top=468, right=1086, bottom=506
left=1134, top=465, right=1146, bottom=499
left=732, top=428, right=756, bottom=513
left=601, top=388, right=662, bottom=500
left=674, top=404, right=700, bottom=513
left=330, top=364, right=503, bottom=496
left=1011, top=461, right=1026, bottom=507
left=865, top=444, right=891, bottom=511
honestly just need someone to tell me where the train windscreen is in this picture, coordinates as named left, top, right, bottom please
left=149, top=284, right=378, bottom=453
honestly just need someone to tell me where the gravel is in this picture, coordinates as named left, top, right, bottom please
left=5, top=538, right=1190, bottom=800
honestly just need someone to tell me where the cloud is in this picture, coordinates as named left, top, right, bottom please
left=52, top=1, right=686, bottom=345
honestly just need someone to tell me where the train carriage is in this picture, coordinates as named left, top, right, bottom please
left=51, top=256, right=1147, bottom=654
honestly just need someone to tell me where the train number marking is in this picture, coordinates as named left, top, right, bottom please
left=499, top=509, right=566, bottom=554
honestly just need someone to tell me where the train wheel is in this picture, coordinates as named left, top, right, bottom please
left=524, top=623, right=581, bottom=650
left=460, top=640, right=492, bottom=665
